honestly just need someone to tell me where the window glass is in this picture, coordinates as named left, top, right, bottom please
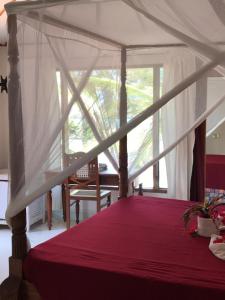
left=59, top=66, right=167, bottom=188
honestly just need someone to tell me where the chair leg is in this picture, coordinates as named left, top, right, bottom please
left=107, top=195, right=111, bottom=207
left=76, top=200, right=80, bottom=224
left=47, top=190, right=52, bottom=230
left=66, top=188, right=70, bottom=230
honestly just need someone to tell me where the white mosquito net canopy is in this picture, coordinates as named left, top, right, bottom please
left=5, top=0, right=225, bottom=219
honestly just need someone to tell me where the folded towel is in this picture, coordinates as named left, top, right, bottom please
left=209, top=234, right=225, bottom=260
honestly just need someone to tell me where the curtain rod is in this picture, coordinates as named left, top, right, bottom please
left=126, top=41, right=225, bottom=49
left=126, top=44, right=185, bottom=49
left=2, top=42, right=225, bottom=50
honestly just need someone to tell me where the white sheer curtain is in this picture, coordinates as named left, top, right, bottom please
left=162, top=49, right=196, bottom=200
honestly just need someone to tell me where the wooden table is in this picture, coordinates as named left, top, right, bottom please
left=46, top=170, right=119, bottom=229
left=99, top=170, right=119, bottom=186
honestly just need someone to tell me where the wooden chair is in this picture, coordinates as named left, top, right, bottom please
left=64, top=152, right=111, bottom=229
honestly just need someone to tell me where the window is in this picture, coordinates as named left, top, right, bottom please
left=126, top=66, right=167, bottom=191
left=57, top=66, right=168, bottom=191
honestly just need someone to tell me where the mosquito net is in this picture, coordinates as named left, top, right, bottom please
left=5, top=0, right=225, bottom=219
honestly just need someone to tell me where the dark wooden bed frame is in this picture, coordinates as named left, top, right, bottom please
left=0, top=14, right=205, bottom=300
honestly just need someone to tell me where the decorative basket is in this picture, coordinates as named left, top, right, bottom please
left=197, top=216, right=218, bottom=237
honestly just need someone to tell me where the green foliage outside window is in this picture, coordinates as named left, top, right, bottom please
left=67, top=68, right=154, bottom=151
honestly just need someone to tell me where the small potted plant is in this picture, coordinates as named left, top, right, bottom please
left=183, top=196, right=225, bottom=237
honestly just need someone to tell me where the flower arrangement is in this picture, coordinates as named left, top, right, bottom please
left=183, top=196, right=225, bottom=231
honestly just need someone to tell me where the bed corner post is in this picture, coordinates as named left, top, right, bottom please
left=0, top=14, right=29, bottom=300
left=190, top=74, right=207, bottom=202
left=119, top=47, right=128, bottom=198
left=190, top=121, right=206, bottom=202
left=8, top=12, right=28, bottom=263
left=1, top=210, right=28, bottom=299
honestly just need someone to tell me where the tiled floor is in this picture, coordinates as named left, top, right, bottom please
left=0, top=225, right=11, bottom=284
left=0, top=212, right=66, bottom=284
left=0, top=192, right=119, bottom=284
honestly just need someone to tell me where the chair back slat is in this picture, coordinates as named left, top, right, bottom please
left=63, top=152, right=99, bottom=183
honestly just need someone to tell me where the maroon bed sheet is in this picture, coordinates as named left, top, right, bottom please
left=24, top=196, right=225, bottom=300
left=206, top=154, right=225, bottom=190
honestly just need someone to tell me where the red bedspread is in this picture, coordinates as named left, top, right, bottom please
left=206, top=154, right=225, bottom=189
left=24, top=196, right=225, bottom=300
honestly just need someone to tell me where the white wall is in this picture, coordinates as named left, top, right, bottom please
left=206, top=121, right=225, bottom=155
left=207, top=77, right=225, bottom=136
left=0, top=47, right=9, bottom=168
left=206, top=76, right=225, bottom=155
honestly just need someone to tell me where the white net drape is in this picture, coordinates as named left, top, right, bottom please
left=5, top=0, right=225, bottom=218
left=162, top=49, right=196, bottom=200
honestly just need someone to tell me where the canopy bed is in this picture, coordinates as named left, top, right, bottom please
left=1, top=0, right=225, bottom=299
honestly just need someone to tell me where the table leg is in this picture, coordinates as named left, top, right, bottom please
left=76, top=200, right=80, bottom=224
left=107, top=195, right=111, bottom=207
left=47, top=190, right=52, bottom=230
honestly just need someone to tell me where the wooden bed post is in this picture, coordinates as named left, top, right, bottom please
left=119, top=47, right=128, bottom=198
left=190, top=75, right=207, bottom=202
left=190, top=121, right=206, bottom=202
left=8, top=12, right=27, bottom=262
left=0, top=14, right=29, bottom=300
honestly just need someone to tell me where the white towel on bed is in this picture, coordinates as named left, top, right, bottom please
left=209, top=234, right=225, bottom=260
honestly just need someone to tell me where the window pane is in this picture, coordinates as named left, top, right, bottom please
left=159, top=67, right=168, bottom=189
left=127, top=68, right=153, bottom=118
left=137, top=166, right=153, bottom=189
left=127, top=68, right=154, bottom=187
left=67, top=69, right=119, bottom=156
left=159, top=158, right=168, bottom=188
left=98, top=153, right=116, bottom=174
left=59, top=65, right=168, bottom=189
